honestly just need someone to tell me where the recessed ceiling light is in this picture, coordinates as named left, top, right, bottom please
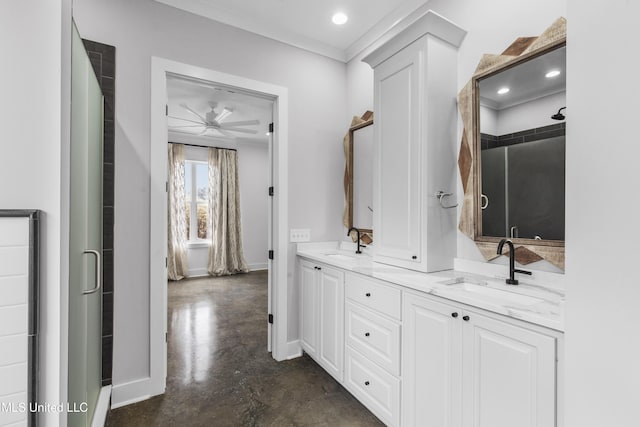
left=332, top=12, right=348, bottom=25
left=545, top=70, right=561, bottom=78
left=497, top=87, right=510, bottom=95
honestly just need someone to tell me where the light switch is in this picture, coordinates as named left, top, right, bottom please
left=290, top=229, right=311, bottom=242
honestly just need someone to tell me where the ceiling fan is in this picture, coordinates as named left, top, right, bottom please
left=168, top=101, right=260, bottom=137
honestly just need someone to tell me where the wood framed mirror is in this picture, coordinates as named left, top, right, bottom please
left=458, top=18, right=566, bottom=270
left=343, top=111, right=373, bottom=243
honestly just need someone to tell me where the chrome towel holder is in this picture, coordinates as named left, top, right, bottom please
left=435, top=190, right=458, bottom=209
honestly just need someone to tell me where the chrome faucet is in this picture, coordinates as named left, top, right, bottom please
left=497, top=239, right=532, bottom=285
left=347, top=227, right=363, bottom=254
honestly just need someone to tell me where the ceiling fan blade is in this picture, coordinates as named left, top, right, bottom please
left=180, top=103, right=207, bottom=123
left=170, top=129, right=205, bottom=136
left=168, top=125, right=206, bottom=129
left=219, top=119, right=260, bottom=127
left=213, top=128, right=236, bottom=138
left=219, top=127, right=258, bottom=135
left=168, top=115, right=205, bottom=125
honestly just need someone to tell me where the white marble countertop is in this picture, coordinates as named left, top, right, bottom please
left=297, top=242, right=564, bottom=332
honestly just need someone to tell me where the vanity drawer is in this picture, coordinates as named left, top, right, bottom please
left=345, top=301, right=400, bottom=376
left=344, top=346, right=400, bottom=427
left=345, top=274, right=401, bottom=320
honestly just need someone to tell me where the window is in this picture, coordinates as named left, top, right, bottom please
left=185, top=160, right=209, bottom=242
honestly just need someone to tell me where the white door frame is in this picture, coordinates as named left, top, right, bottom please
left=146, top=57, right=289, bottom=400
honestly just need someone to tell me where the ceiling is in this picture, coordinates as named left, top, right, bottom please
left=479, top=46, right=566, bottom=110
left=163, top=0, right=431, bottom=143
left=154, top=0, right=429, bottom=61
left=167, top=75, right=274, bottom=143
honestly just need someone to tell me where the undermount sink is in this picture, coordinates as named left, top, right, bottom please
left=442, top=279, right=544, bottom=306
left=324, top=253, right=358, bottom=262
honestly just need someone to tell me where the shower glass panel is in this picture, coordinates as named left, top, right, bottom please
left=481, top=136, right=565, bottom=240
left=68, top=21, right=103, bottom=426
left=481, top=147, right=507, bottom=237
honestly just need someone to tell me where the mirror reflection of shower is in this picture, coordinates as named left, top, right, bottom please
left=551, top=106, right=566, bottom=120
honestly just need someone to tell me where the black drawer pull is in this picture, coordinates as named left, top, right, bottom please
left=365, top=292, right=371, bottom=297
left=451, top=312, right=458, bottom=318
left=365, top=332, right=370, bottom=337
left=364, top=381, right=370, bottom=386
left=463, top=315, right=470, bottom=321
left=412, top=255, right=417, bottom=260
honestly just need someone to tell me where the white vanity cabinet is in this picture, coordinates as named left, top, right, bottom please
left=402, top=292, right=559, bottom=427
left=344, top=273, right=401, bottom=427
left=362, top=12, right=466, bottom=273
left=299, top=259, right=345, bottom=382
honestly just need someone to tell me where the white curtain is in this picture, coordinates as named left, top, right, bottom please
left=167, top=143, right=189, bottom=280
left=207, top=148, right=249, bottom=276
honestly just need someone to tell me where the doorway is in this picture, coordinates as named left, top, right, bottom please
left=143, top=58, right=290, bottom=403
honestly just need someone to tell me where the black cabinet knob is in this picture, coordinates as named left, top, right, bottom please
left=451, top=312, right=458, bottom=318
left=365, top=381, right=370, bottom=386
left=365, top=332, right=370, bottom=337
left=463, top=315, right=470, bottom=321
left=412, top=255, right=417, bottom=260
left=365, top=292, right=371, bottom=297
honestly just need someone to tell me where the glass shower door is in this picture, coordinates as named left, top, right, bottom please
left=68, top=22, right=103, bottom=426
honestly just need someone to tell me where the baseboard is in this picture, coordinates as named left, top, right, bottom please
left=188, top=264, right=267, bottom=277
left=111, top=377, right=162, bottom=409
left=249, top=262, right=268, bottom=271
left=286, top=339, right=302, bottom=360
left=91, top=385, right=111, bottom=427
left=187, top=267, right=208, bottom=277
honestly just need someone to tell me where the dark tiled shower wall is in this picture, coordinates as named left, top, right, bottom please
left=481, top=122, right=566, bottom=150
left=83, top=39, right=115, bottom=386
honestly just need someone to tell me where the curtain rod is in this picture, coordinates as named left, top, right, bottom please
left=168, top=141, right=237, bottom=152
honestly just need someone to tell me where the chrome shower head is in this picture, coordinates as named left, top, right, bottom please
left=551, top=107, right=566, bottom=121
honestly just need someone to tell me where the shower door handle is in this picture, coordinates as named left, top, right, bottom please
left=82, top=249, right=102, bottom=295
left=481, top=194, right=489, bottom=210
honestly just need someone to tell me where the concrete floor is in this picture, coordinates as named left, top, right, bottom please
left=107, top=271, right=383, bottom=426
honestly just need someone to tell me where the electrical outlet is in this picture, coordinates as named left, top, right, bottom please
left=290, top=229, right=311, bottom=242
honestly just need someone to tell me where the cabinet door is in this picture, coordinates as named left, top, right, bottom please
left=373, top=38, right=422, bottom=265
left=402, top=293, right=462, bottom=427
left=318, top=265, right=344, bottom=381
left=299, top=260, right=318, bottom=357
left=462, top=312, right=556, bottom=427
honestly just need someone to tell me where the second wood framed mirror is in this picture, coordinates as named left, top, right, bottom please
left=458, top=18, right=566, bottom=270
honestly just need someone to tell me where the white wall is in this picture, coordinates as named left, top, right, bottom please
left=72, top=0, right=347, bottom=388
left=564, top=1, right=640, bottom=425
left=0, top=1, right=71, bottom=425
left=495, top=91, right=566, bottom=135
left=481, top=91, right=566, bottom=136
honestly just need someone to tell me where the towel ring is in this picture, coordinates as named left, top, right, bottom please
left=435, top=191, right=458, bottom=209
